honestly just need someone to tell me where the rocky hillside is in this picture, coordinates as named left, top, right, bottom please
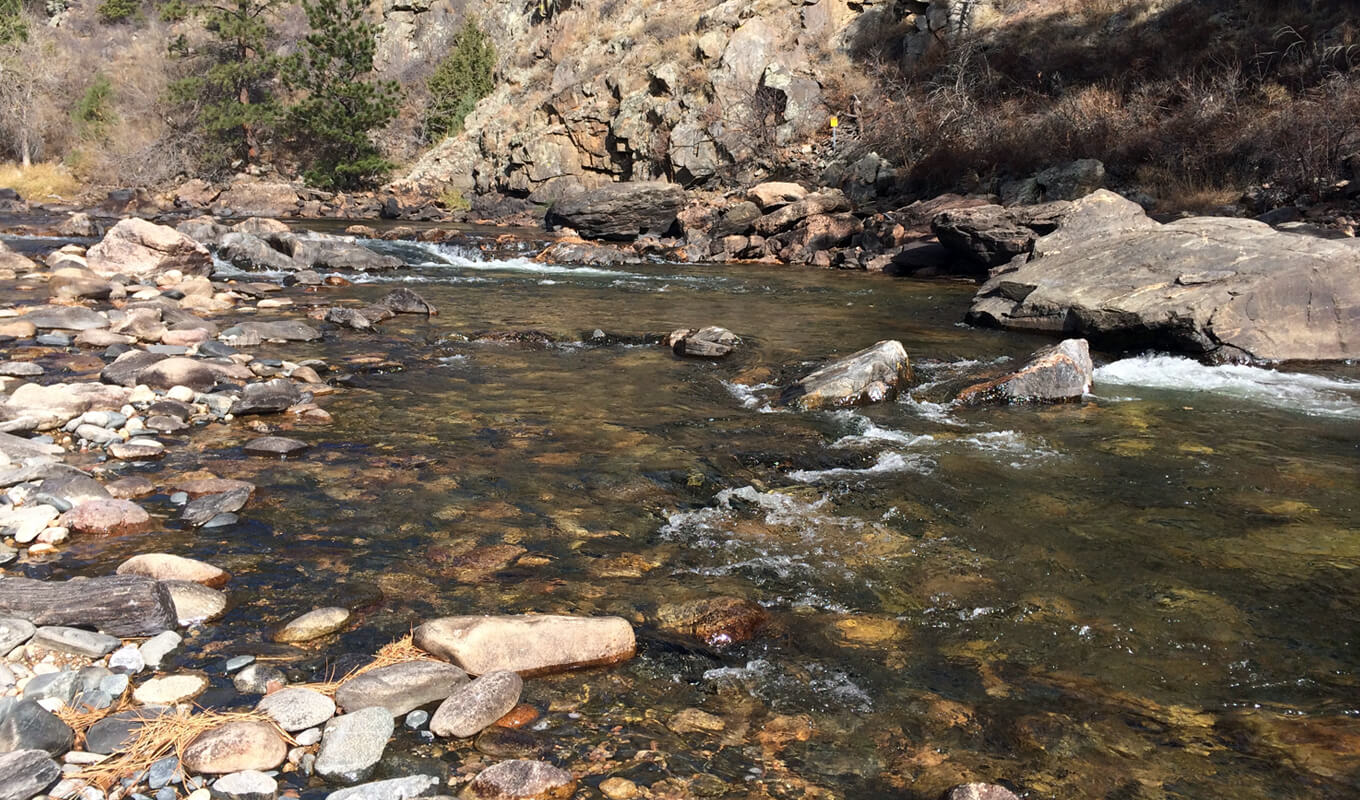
left=400, top=0, right=964, bottom=201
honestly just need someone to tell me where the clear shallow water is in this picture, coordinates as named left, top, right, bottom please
left=15, top=234, right=1360, bottom=798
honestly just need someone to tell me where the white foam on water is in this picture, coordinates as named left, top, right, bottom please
left=721, top=381, right=779, bottom=412
left=787, top=451, right=934, bottom=483
left=1094, top=355, right=1360, bottom=419
left=828, top=411, right=935, bottom=449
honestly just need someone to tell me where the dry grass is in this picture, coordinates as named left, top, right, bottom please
left=296, top=633, right=440, bottom=697
left=68, top=708, right=288, bottom=792
left=0, top=162, right=84, bottom=202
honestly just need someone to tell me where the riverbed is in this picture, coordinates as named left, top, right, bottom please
left=7, top=230, right=1360, bottom=799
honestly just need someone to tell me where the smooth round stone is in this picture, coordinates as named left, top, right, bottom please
left=255, top=687, right=336, bottom=732
left=85, top=707, right=172, bottom=755
left=132, top=672, right=208, bottom=705
left=233, top=663, right=286, bottom=695
left=169, top=492, right=189, bottom=506
left=474, top=726, right=549, bottom=760
left=293, top=727, right=322, bottom=747
left=210, top=769, right=277, bottom=800
left=58, top=499, right=151, bottom=536
left=108, top=645, right=146, bottom=674
left=99, top=674, right=130, bottom=697
left=323, top=775, right=441, bottom=800
left=118, top=553, right=230, bottom=587
left=272, top=607, right=350, bottom=643
left=404, top=710, right=428, bottom=730
left=224, top=656, right=255, bottom=673
left=139, top=630, right=183, bottom=669
left=36, top=333, right=72, bottom=346
left=108, top=439, right=165, bottom=460
left=147, top=754, right=180, bottom=789
left=182, top=721, right=287, bottom=774
left=430, top=670, right=522, bottom=739
left=0, top=617, right=36, bottom=655
left=164, top=580, right=228, bottom=625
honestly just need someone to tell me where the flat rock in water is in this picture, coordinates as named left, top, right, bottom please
left=334, top=660, right=468, bottom=717
left=108, top=439, right=166, bottom=460
left=59, top=499, right=151, bottom=536
left=0, top=617, right=36, bottom=654
left=670, top=326, right=739, bottom=359
left=211, top=769, right=278, bottom=800
left=273, top=606, right=350, bottom=643
left=182, top=720, right=287, bottom=774
left=223, top=320, right=322, bottom=343
left=255, top=687, right=336, bottom=732
left=164, top=579, right=229, bottom=625
left=118, top=553, right=231, bottom=587
left=0, top=749, right=61, bottom=800
left=325, top=774, right=441, bottom=800
left=430, top=670, right=522, bottom=739
left=231, top=378, right=303, bottom=416
left=173, top=476, right=256, bottom=498
left=137, top=356, right=220, bottom=393
left=964, top=190, right=1360, bottom=361
left=0, top=362, right=43, bottom=377
left=779, top=340, right=911, bottom=411
left=100, top=350, right=168, bottom=387
left=181, top=487, right=252, bottom=526
left=31, top=626, right=120, bottom=657
left=461, top=759, right=576, bottom=800
left=314, top=706, right=394, bottom=784
left=956, top=338, right=1094, bottom=405
left=243, top=436, right=309, bottom=457
left=413, top=615, right=635, bottom=677
left=18, top=306, right=109, bottom=332
left=0, top=697, right=74, bottom=756
left=376, top=287, right=438, bottom=316
left=132, top=672, right=208, bottom=705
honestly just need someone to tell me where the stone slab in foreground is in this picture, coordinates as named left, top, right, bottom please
left=414, top=615, right=635, bottom=677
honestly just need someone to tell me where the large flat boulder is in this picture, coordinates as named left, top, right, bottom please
left=86, top=219, right=213, bottom=278
left=779, top=340, right=911, bottom=411
left=966, top=190, right=1360, bottom=362
left=1, top=382, right=133, bottom=432
left=545, top=182, right=686, bottom=241
left=413, top=615, right=636, bottom=677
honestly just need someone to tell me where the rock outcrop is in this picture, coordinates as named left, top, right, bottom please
left=965, top=190, right=1360, bottom=362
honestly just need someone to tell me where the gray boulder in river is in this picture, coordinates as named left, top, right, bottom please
left=780, top=340, right=911, bottom=411
left=963, top=190, right=1360, bottom=362
left=545, top=181, right=686, bottom=240
left=957, top=338, right=1093, bottom=405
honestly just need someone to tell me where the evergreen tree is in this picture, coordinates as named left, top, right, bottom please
left=285, top=0, right=401, bottom=189
left=424, top=17, right=495, bottom=142
left=168, top=0, right=281, bottom=172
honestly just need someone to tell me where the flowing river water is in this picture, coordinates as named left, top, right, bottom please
left=9, top=229, right=1360, bottom=799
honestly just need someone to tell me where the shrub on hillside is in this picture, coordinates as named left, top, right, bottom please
left=0, top=0, right=25, bottom=44
left=73, top=74, right=116, bottom=141
left=96, top=0, right=141, bottom=24
left=424, top=17, right=495, bottom=142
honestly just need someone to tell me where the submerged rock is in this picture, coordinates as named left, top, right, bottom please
left=414, top=615, right=635, bottom=677
left=944, top=784, right=1020, bottom=800
left=668, top=326, right=739, bottom=359
left=273, top=607, right=351, bottom=643
left=655, top=596, right=768, bottom=646
left=956, top=339, right=1094, bottom=405
left=243, top=436, right=309, bottom=457
left=461, top=758, right=576, bottom=800
left=779, top=340, right=911, bottom=410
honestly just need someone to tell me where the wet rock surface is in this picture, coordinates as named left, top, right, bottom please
left=957, top=339, right=1094, bottom=405
left=414, top=615, right=636, bottom=676
left=780, top=339, right=911, bottom=410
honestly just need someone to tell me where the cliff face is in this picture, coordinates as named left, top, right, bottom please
left=397, top=0, right=976, bottom=200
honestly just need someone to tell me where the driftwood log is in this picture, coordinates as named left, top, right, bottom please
left=0, top=575, right=175, bottom=636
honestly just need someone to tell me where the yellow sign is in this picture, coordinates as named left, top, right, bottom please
left=829, top=116, right=839, bottom=128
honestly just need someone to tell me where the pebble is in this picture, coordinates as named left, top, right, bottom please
left=599, top=777, right=639, bottom=800
left=323, top=774, right=441, bottom=800
left=108, top=645, right=146, bottom=674
left=272, top=607, right=350, bottom=643
left=255, top=687, right=336, bottom=732
left=99, top=674, right=129, bottom=697
left=164, top=580, right=228, bottom=625
left=314, top=706, right=394, bottom=785
left=138, top=630, right=183, bottom=668
left=233, top=663, right=287, bottom=695
left=181, top=720, right=287, bottom=774
left=147, top=755, right=180, bottom=789
left=0, top=617, right=37, bottom=655
left=210, top=770, right=277, bottom=800
left=243, top=436, right=309, bottom=457
left=132, top=672, right=208, bottom=705
left=430, top=670, right=523, bottom=739
left=404, top=710, right=428, bottom=730
left=224, top=655, right=255, bottom=672
left=667, top=708, right=726, bottom=734
left=293, top=727, right=322, bottom=746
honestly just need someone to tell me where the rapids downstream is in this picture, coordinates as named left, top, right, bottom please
left=7, top=230, right=1360, bottom=799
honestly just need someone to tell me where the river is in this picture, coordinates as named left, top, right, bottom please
left=8, top=230, right=1360, bottom=799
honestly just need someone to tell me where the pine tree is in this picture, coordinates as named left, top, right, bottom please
left=285, top=0, right=401, bottom=190
left=424, top=17, right=495, bottom=142
left=168, top=0, right=282, bottom=173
